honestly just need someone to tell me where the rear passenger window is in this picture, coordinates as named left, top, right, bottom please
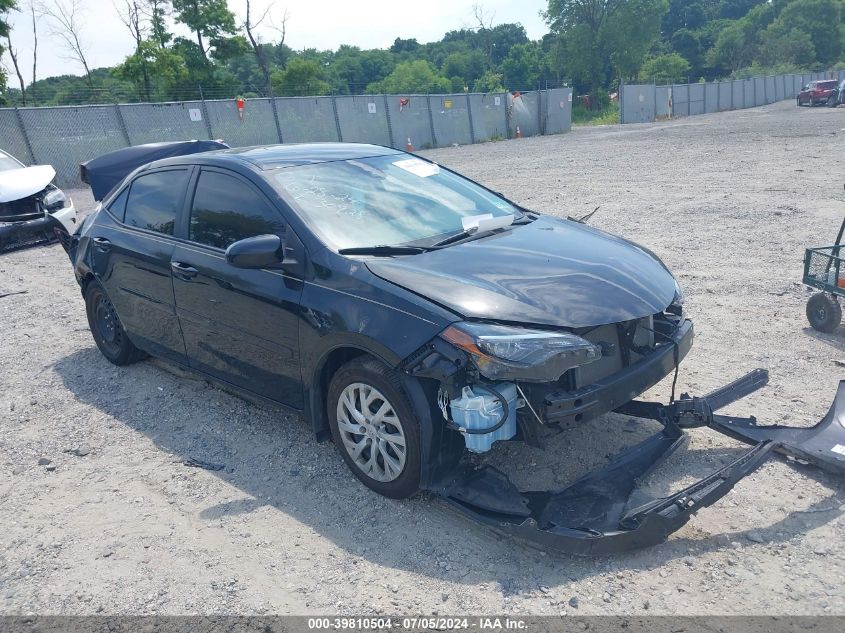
left=189, top=171, right=285, bottom=250
left=107, top=188, right=129, bottom=222
left=124, top=170, right=188, bottom=235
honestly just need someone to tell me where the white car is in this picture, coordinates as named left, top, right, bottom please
left=0, top=148, right=76, bottom=251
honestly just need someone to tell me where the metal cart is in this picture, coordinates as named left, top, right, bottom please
left=803, top=215, right=845, bottom=332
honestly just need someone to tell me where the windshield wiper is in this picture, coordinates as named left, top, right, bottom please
left=430, top=213, right=516, bottom=249
left=338, top=245, right=428, bottom=256
left=429, top=229, right=488, bottom=249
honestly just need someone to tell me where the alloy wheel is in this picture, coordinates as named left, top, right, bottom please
left=336, top=382, right=407, bottom=482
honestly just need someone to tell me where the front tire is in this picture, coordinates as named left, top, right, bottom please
left=84, top=281, right=147, bottom=365
left=806, top=293, right=842, bottom=333
left=327, top=357, right=421, bottom=499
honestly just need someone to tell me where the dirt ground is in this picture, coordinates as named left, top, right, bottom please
left=1, top=99, right=844, bottom=616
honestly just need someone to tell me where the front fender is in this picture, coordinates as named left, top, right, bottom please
left=298, top=278, right=451, bottom=438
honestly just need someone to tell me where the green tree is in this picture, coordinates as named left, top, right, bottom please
left=473, top=70, right=505, bottom=92
left=272, top=57, right=330, bottom=96
left=670, top=28, right=705, bottom=75
left=441, top=49, right=487, bottom=85
left=366, top=60, right=450, bottom=94
left=640, top=52, right=691, bottom=82
left=705, top=1, right=777, bottom=73
left=706, top=20, right=749, bottom=71
left=501, top=42, right=543, bottom=89
left=544, top=0, right=669, bottom=103
left=326, top=45, right=396, bottom=94
left=759, top=25, right=817, bottom=67
left=171, top=0, right=236, bottom=61
left=607, top=0, right=669, bottom=79
left=769, top=0, right=843, bottom=65
left=663, top=0, right=708, bottom=35
left=719, top=0, right=767, bottom=20
left=0, top=0, right=15, bottom=103
left=114, top=39, right=188, bottom=100
left=209, top=34, right=248, bottom=63
left=146, top=0, right=172, bottom=48
left=389, top=37, right=420, bottom=55
left=489, top=23, right=530, bottom=65
left=358, top=49, right=395, bottom=90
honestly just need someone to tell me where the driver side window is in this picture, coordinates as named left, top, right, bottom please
left=189, top=170, right=285, bottom=250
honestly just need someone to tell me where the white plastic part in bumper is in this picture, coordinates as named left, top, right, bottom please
left=50, top=199, right=77, bottom=233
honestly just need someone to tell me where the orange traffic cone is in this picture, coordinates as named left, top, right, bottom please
left=515, top=126, right=522, bottom=139
left=406, top=137, right=414, bottom=152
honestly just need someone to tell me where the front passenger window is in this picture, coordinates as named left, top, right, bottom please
left=189, top=171, right=285, bottom=250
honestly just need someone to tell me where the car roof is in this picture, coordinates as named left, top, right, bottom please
left=147, top=142, right=404, bottom=171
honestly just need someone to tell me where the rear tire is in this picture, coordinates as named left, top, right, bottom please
left=806, top=293, right=842, bottom=333
left=84, top=281, right=148, bottom=365
left=327, top=356, right=421, bottom=499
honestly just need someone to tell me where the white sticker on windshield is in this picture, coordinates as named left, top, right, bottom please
left=832, top=444, right=845, bottom=456
left=393, top=158, right=440, bottom=178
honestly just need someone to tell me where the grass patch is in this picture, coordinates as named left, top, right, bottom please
left=572, top=102, right=620, bottom=126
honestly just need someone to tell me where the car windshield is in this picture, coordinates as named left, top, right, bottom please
left=0, top=152, right=23, bottom=171
left=272, top=154, right=518, bottom=250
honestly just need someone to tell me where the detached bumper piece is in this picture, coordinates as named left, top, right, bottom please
left=440, top=369, right=845, bottom=555
left=0, top=214, right=65, bottom=253
left=710, top=380, right=845, bottom=474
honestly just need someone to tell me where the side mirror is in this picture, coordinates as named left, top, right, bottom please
left=225, top=234, right=284, bottom=269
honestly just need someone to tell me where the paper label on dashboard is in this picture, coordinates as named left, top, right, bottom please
left=393, top=158, right=440, bottom=177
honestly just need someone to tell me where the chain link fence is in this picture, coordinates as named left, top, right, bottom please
left=621, top=70, right=845, bottom=124
left=0, top=88, right=573, bottom=188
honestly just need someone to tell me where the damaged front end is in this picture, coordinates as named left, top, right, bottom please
left=403, top=320, right=845, bottom=555
left=0, top=184, right=76, bottom=253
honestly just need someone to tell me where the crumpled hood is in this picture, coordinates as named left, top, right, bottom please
left=0, top=165, right=56, bottom=203
left=366, top=216, right=677, bottom=328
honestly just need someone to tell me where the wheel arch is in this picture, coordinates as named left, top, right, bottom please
left=80, top=271, right=96, bottom=295
left=307, top=344, right=398, bottom=440
left=306, top=340, right=464, bottom=490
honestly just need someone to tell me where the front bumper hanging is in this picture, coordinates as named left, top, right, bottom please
left=438, top=369, right=845, bottom=555
left=0, top=213, right=67, bottom=253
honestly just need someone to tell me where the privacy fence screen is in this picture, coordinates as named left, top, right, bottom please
left=620, top=70, right=845, bottom=124
left=0, top=88, right=573, bottom=188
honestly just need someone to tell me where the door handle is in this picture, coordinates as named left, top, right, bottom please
left=171, top=261, right=198, bottom=280
left=92, top=237, right=111, bottom=252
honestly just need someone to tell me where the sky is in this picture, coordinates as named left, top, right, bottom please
left=2, top=0, right=549, bottom=85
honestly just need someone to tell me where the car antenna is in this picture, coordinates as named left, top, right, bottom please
left=570, top=206, right=600, bottom=224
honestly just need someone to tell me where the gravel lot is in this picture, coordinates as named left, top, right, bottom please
left=1, top=99, right=844, bottom=616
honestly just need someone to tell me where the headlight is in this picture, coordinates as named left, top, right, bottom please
left=440, top=322, right=601, bottom=383
left=672, top=279, right=685, bottom=306
left=668, top=278, right=685, bottom=316
left=42, top=188, right=66, bottom=211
